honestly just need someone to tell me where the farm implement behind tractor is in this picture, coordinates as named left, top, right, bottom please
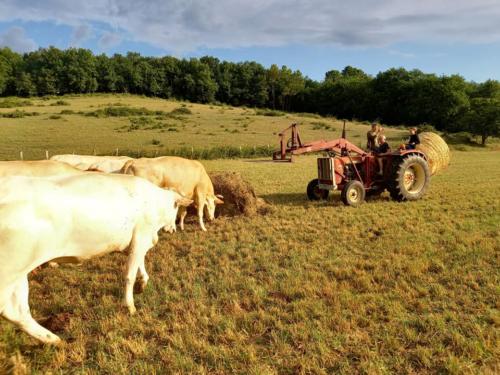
left=272, top=123, right=430, bottom=206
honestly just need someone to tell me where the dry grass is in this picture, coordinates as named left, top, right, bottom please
left=0, top=150, right=499, bottom=374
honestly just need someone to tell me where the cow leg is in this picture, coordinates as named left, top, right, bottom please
left=1, top=277, right=61, bottom=344
left=178, top=206, right=187, bottom=231
left=196, top=192, right=207, bottom=231
left=124, top=238, right=150, bottom=314
left=135, top=258, right=149, bottom=294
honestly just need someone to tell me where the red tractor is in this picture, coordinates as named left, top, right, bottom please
left=273, top=123, right=430, bottom=206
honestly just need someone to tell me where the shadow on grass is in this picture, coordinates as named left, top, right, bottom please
left=261, top=192, right=344, bottom=207
left=262, top=192, right=392, bottom=207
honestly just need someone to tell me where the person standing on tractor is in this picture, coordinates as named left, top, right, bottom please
left=375, top=135, right=390, bottom=175
left=366, top=122, right=382, bottom=151
left=405, top=127, right=420, bottom=150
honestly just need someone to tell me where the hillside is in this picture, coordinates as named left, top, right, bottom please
left=0, top=94, right=411, bottom=160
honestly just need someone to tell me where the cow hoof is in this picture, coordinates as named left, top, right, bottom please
left=44, top=334, right=62, bottom=345
left=128, top=306, right=137, bottom=315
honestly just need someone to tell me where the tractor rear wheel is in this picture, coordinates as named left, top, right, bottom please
left=307, top=179, right=329, bottom=201
left=341, top=180, right=365, bottom=207
left=388, top=155, right=430, bottom=201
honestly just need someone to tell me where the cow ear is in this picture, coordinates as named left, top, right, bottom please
left=175, top=196, right=193, bottom=208
left=214, top=195, right=224, bottom=205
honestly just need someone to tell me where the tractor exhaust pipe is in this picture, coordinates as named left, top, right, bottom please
left=341, top=120, right=348, bottom=156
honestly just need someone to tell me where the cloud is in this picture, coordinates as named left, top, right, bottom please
left=0, top=26, right=37, bottom=52
left=388, top=50, right=416, bottom=59
left=98, top=31, right=122, bottom=49
left=0, top=0, right=499, bottom=53
left=71, top=24, right=93, bottom=46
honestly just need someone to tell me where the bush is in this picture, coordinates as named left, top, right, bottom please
left=102, top=102, right=129, bottom=107
left=255, top=109, right=285, bottom=117
left=60, top=109, right=75, bottom=114
left=170, top=107, right=193, bottom=115
left=86, top=106, right=167, bottom=117
left=151, top=139, right=162, bottom=146
left=311, top=121, right=331, bottom=130
left=116, top=116, right=173, bottom=132
left=0, top=98, right=33, bottom=108
left=416, top=124, right=437, bottom=133
left=1, top=110, right=39, bottom=118
left=48, top=114, right=62, bottom=120
left=295, top=112, right=323, bottom=119
left=50, top=100, right=69, bottom=106
left=120, top=145, right=274, bottom=160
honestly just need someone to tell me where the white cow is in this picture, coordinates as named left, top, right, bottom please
left=0, top=173, right=192, bottom=344
left=50, top=154, right=133, bottom=173
left=0, top=160, right=83, bottom=177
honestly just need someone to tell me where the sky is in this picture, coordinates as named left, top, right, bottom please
left=0, top=0, right=499, bottom=82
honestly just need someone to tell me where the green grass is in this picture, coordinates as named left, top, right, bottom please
left=0, top=94, right=499, bottom=373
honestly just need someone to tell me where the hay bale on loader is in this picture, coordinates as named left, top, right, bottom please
left=416, top=132, right=450, bottom=175
left=208, top=171, right=271, bottom=217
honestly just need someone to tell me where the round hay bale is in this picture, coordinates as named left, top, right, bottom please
left=416, top=132, right=450, bottom=175
left=209, top=171, right=271, bottom=217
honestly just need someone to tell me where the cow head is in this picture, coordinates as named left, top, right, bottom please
left=205, top=194, right=224, bottom=221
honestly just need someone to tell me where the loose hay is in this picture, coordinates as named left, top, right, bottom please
left=416, top=132, right=451, bottom=175
left=209, top=171, right=271, bottom=217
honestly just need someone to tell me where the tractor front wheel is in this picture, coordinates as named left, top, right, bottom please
left=307, top=179, right=329, bottom=201
left=341, top=180, right=366, bottom=207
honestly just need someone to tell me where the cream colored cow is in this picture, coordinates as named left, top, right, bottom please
left=121, top=156, right=223, bottom=231
left=0, top=173, right=191, bottom=344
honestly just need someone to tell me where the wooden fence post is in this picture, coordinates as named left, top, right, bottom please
left=45, top=150, right=49, bottom=160
left=20, top=151, right=23, bottom=160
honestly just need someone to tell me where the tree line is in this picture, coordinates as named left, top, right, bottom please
left=0, top=46, right=498, bottom=144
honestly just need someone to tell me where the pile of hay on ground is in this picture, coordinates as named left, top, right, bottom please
left=416, top=132, right=451, bottom=175
left=209, top=171, right=271, bottom=217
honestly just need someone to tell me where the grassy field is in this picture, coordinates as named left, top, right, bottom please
left=0, top=94, right=499, bottom=373
left=0, top=94, right=416, bottom=161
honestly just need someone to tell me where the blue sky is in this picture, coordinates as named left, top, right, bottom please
left=0, top=0, right=499, bottom=82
